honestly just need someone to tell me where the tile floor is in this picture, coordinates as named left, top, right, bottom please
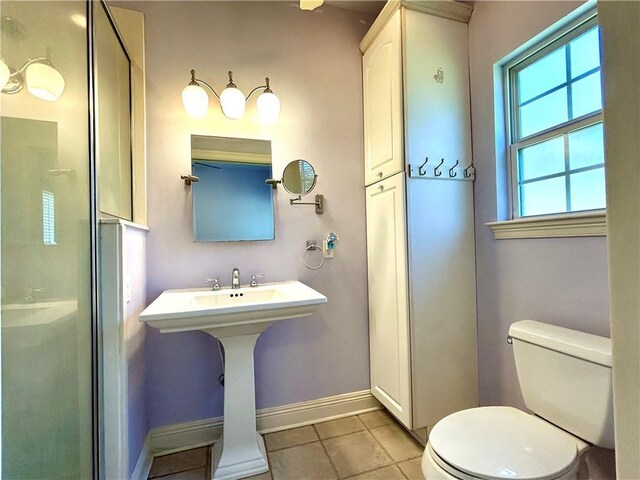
left=148, top=410, right=425, bottom=480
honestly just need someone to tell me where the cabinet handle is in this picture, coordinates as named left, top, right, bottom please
left=378, top=184, right=384, bottom=191
left=377, top=171, right=383, bottom=178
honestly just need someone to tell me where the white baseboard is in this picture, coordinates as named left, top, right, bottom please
left=130, top=436, right=153, bottom=480
left=139, top=389, right=381, bottom=462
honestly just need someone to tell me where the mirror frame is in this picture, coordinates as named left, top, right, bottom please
left=281, top=159, right=317, bottom=196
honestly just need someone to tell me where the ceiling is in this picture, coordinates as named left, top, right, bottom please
left=324, top=1, right=386, bottom=16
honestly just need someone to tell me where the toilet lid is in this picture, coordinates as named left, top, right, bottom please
left=429, top=407, right=579, bottom=480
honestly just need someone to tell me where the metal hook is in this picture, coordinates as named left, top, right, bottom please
left=434, top=158, right=445, bottom=177
left=464, top=161, right=476, bottom=179
left=449, top=159, right=459, bottom=178
left=418, top=157, right=429, bottom=176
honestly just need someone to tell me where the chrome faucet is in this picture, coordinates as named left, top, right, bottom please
left=232, top=268, right=241, bottom=289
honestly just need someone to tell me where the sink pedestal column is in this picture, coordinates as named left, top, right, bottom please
left=205, top=331, right=269, bottom=480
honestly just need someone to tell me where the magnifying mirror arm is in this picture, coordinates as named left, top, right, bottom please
left=290, top=194, right=324, bottom=214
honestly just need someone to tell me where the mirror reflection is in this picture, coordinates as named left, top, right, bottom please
left=191, top=135, right=274, bottom=242
left=282, top=159, right=317, bottom=195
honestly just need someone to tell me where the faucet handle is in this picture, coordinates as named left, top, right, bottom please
left=249, top=274, right=264, bottom=287
left=205, top=277, right=221, bottom=290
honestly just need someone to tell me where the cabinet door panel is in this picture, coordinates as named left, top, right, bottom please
left=366, top=172, right=411, bottom=427
left=363, top=11, right=403, bottom=186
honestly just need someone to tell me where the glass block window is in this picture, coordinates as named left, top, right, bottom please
left=507, top=16, right=605, bottom=218
left=42, top=190, right=56, bottom=245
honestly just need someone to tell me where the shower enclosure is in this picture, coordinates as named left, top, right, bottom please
left=0, top=1, right=116, bottom=477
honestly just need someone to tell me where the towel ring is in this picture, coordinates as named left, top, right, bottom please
left=303, top=243, right=324, bottom=270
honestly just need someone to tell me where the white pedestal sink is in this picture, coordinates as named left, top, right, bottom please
left=140, top=281, right=327, bottom=480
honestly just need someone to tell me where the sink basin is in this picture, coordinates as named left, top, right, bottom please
left=140, top=280, right=327, bottom=336
left=139, top=280, right=327, bottom=480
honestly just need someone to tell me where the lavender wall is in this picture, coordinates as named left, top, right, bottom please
left=124, top=226, right=148, bottom=476
left=468, top=1, right=611, bottom=408
left=114, top=0, right=373, bottom=429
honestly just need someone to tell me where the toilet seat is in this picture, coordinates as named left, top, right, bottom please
left=426, top=407, right=580, bottom=480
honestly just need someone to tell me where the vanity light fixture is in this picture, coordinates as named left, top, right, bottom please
left=0, top=59, right=10, bottom=91
left=182, top=69, right=280, bottom=123
left=1, top=57, right=65, bottom=101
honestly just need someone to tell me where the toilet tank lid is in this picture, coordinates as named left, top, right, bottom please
left=509, top=320, right=611, bottom=367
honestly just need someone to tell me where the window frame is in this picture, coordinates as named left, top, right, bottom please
left=503, top=11, right=603, bottom=221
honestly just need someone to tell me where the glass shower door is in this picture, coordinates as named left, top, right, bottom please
left=0, top=1, right=94, bottom=478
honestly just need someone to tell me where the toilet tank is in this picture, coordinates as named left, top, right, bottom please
left=509, top=320, right=614, bottom=449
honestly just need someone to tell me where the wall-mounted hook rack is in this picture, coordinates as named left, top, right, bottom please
left=434, top=158, right=445, bottom=177
left=449, top=160, right=459, bottom=178
left=290, top=194, right=324, bottom=214
left=181, top=174, right=200, bottom=185
left=408, top=159, right=476, bottom=182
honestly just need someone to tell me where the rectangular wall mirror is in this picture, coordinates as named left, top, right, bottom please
left=191, top=135, right=274, bottom=242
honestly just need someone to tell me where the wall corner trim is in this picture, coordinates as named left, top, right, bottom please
left=139, top=390, right=381, bottom=462
left=486, top=211, right=606, bottom=239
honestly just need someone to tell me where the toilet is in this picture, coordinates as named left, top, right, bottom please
left=422, top=320, right=614, bottom=480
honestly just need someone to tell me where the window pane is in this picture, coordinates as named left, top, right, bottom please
left=518, top=47, right=567, bottom=104
left=520, top=177, right=567, bottom=216
left=518, top=136, right=565, bottom=181
left=570, top=27, right=600, bottom=79
left=570, top=168, right=606, bottom=211
left=568, top=123, right=604, bottom=169
left=571, top=71, right=602, bottom=118
left=520, top=88, right=568, bottom=138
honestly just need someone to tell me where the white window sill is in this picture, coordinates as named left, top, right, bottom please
left=486, top=210, right=606, bottom=239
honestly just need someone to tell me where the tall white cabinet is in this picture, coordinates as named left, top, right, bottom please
left=362, top=1, right=478, bottom=438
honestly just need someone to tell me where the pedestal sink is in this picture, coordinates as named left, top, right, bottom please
left=140, top=281, right=327, bottom=480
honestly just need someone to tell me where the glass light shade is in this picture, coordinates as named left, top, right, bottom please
left=220, top=86, right=246, bottom=119
left=0, top=59, right=10, bottom=91
left=300, top=0, right=323, bottom=10
left=182, top=84, right=209, bottom=118
left=257, top=91, right=281, bottom=124
left=25, top=62, right=65, bottom=101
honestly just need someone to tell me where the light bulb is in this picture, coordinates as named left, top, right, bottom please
left=300, top=0, right=323, bottom=10
left=182, top=83, right=209, bottom=118
left=0, top=59, right=10, bottom=91
left=220, top=86, right=246, bottom=120
left=257, top=91, right=280, bottom=124
left=25, top=62, right=65, bottom=101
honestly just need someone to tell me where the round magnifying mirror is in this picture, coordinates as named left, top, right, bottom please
left=282, top=159, right=317, bottom=195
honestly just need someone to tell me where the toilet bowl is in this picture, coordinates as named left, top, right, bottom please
left=421, top=320, right=614, bottom=480
left=422, top=407, right=588, bottom=480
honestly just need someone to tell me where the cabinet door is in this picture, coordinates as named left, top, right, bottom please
left=365, top=172, right=412, bottom=427
left=363, top=10, right=403, bottom=186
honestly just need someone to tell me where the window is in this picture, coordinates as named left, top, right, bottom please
left=42, top=190, right=56, bottom=245
left=507, top=15, right=605, bottom=219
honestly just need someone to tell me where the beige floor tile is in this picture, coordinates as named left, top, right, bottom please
left=265, top=425, right=319, bottom=451
left=322, top=430, right=392, bottom=478
left=269, top=442, right=337, bottom=480
left=149, top=447, right=209, bottom=478
left=358, top=410, right=395, bottom=430
left=369, top=423, right=423, bottom=462
left=315, top=416, right=366, bottom=440
left=348, top=465, right=406, bottom=479
left=154, top=467, right=208, bottom=480
left=397, top=457, right=424, bottom=480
